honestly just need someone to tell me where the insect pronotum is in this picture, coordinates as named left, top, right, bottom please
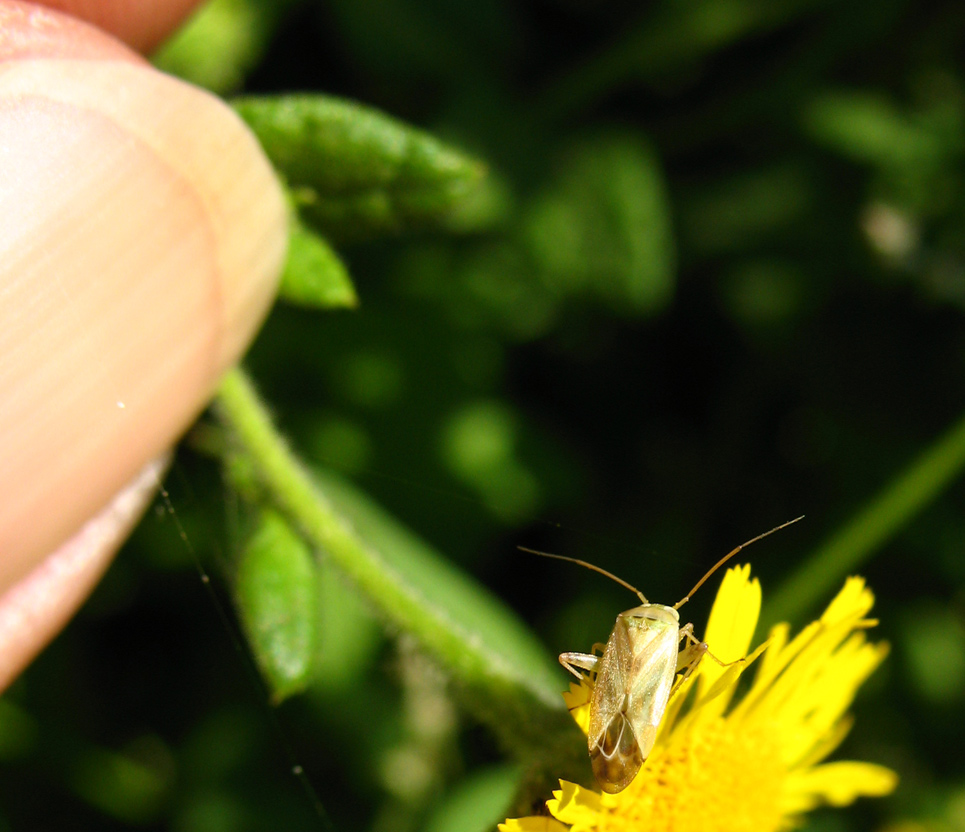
left=522, top=516, right=803, bottom=794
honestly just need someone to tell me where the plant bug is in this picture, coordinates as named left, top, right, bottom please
left=522, top=516, right=803, bottom=794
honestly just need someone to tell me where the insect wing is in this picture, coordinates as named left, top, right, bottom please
left=625, top=612, right=679, bottom=759
left=587, top=617, right=642, bottom=792
left=588, top=608, right=680, bottom=793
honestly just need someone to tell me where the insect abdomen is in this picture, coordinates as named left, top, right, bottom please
left=590, top=695, right=645, bottom=794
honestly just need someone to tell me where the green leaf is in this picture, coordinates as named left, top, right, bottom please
left=314, top=558, right=384, bottom=693
left=233, top=95, right=487, bottom=241
left=153, top=0, right=295, bottom=94
left=423, top=765, right=521, bottom=832
left=801, top=90, right=958, bottom=213
left=523, top=132, right=675, bottom=315
left=310, top=469, right=563, bottom=713
left=803, top=91, right=943, bottom=171
left=235, top=509, right=319, bottom=702
left=279, top=216, right=358, bottom=309
left=69, top=743, right=171, bottom=825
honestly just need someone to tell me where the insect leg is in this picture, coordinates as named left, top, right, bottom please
left=559, top=651, right=600, bottom=681
left=679, top=623, right=745, bottom=669
left=674, top=624, right=709, bottom=682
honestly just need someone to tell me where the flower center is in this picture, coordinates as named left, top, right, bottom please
left=596, top=718, right=786, bottom=832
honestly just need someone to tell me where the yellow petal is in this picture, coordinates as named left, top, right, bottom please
left=499, top=818, right=570, bottom=832
left=547, top=780, right=602, bottom=826
left=756, top=622, right=790, bottom=678
left=669, top=638, right=771, bottom=735
left=784, top=761, right=898, bottom=809
left=698, top=565, right=760, bottom=698
left=658, top=668, right=698, bottom=737
left=784, top=641, right=890, bottom=765
left=743, top=613, right=877, bottom=735
left=562, top=680, right=592, bottom=735
left=748, top=621, right=819, bottom=700
left=821, top=577, right=875, bottom=626
left=695, top=638, right=770, bottom=716
left=755, top=626, right=889, bottom=765
left=703, top=566, right=761, bottom=660
left=793, top=715, right=853, bottom=770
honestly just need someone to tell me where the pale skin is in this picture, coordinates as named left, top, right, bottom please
left=0, top=1, right=288, bottom=690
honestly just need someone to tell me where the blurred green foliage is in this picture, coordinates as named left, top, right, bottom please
left=236, top=510, right=319, bottom=702
left=4, top=0, right=965, bottom=831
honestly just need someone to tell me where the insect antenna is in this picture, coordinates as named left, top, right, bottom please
left=519, top=546, right=649, bottom=604
left=673, top=515, right=805, bottom=610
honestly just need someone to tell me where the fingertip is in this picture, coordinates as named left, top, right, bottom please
left=0, top=1, right=144, bottom=62
left=0, top=25, right=286, bottom=596
left=0, top=0, right=205, bottom=55
left=0, top=457, right=168, bottom=692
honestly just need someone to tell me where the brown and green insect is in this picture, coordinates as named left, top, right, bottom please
left=524, top=516, right=802, bottom=794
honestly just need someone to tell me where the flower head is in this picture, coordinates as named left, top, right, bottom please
left=501, top=565, right=896, bottom=832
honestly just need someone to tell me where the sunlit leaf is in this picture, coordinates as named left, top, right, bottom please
left=234, top=95, right=487, bottom=241
left=279, top=216, right=358, bottom=309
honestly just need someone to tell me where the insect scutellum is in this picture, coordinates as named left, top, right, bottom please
left=522, top=515, right=803, bottom=794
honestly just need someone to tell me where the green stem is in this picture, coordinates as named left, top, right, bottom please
left=215, top=371, right=398, bottom=631
left=214, top=368, right=580, bottom=769
left=763, top=410, right=965, bottom=628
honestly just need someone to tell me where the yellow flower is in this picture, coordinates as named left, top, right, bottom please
left=500, top=565, right=897, bottom=832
